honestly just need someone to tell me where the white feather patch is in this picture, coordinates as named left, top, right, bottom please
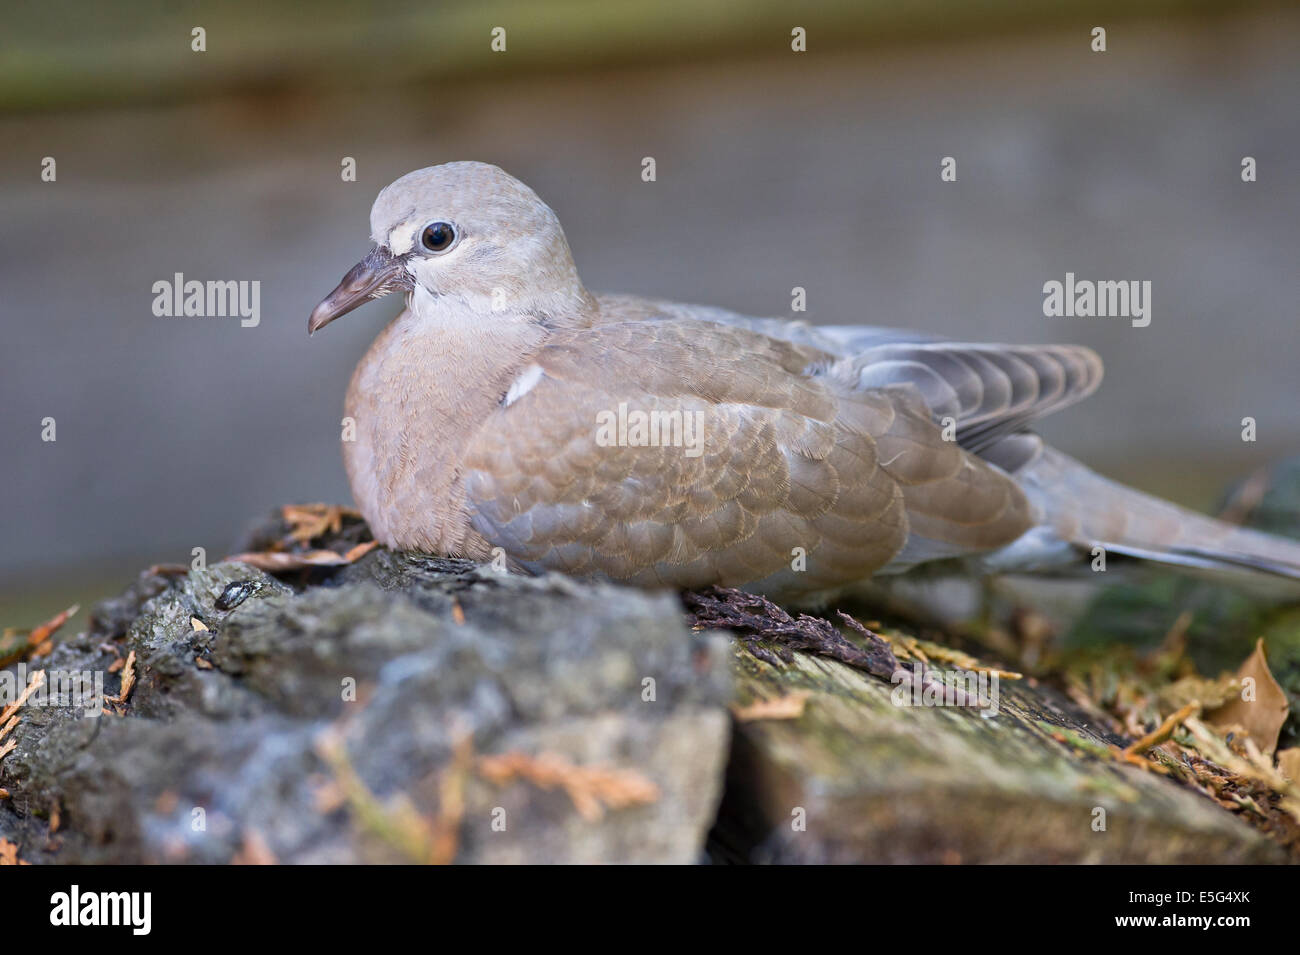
left=503, top=364, right=545, bottom=407
left=387, top=222, right=418, bottom=255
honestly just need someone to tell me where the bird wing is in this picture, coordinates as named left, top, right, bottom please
left=594, top=295, right=1104, bottom=456
left=847, top=341, right=1103, bottom=454
left=457, top=319, right=1032, bottom=595
left=594, top=293, right=942, bottom=356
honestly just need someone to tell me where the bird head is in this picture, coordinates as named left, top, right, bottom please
left=308, top=161, right=590, bottom=333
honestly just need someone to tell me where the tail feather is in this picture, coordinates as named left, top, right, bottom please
left=990, top=446, right=1300, bottom=595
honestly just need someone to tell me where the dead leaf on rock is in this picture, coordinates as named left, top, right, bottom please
left=1123, top=701, right=1200, bottom=758
left=1278, top=748, right=1300, bottom=783
left=477, top=751, right=660, bottom=822
left=0, top=669, right=46, bottom=760
left=225, top=549, right=353, bottom=571
left=283, top=503, right=361, bottom=544
left=104, top=650, right=136, bottom=706
left=731, top=692, right=810, bottom=722
left=1205, top=639, right=1289, bottom=755
left=0, top=603, right=79, bottom=667
left=28, top=603, right=78, bottom=646
left=342, top=540, right=378, bottom=563
left=226, top=541, right=377, bottom=572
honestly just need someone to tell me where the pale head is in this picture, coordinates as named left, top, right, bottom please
left=308, top=162, right=592, bottom=333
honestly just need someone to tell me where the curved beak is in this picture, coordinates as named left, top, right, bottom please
left=308, top=247, right=412, bottom=334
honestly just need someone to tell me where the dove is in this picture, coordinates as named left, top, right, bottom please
left=308, top=161, right=1300, bottom=604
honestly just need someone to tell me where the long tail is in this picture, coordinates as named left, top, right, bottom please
left=986, top=445, right=1300, bottom=596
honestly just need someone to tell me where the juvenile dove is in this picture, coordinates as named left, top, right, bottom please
left=309, top=162, right=1300, bottom=603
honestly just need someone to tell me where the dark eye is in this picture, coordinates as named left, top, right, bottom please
left=421, top=221, right=456, bottom=252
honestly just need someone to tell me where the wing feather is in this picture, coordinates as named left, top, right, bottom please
left=458, top=320, right=1033, bottom=596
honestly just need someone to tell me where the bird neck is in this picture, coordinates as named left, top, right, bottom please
left=342, top=301, right=551, bottom=553
left=410, top=278, right=597, bottom=330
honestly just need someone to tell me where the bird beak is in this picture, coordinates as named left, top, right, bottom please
left=308, top=247, right=411, bottom=334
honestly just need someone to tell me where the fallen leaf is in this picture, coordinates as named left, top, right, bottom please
left=29, top=604, right=79, bottom=645
left=1205, top=639, right=1289, bottom=755
left=105, top=650, right=136, bottom=705
left=342, top=540, right=378, bottom=563
left=0, top=604, right=78, bottom=666
left=0, top=669, right=46, bottom=739
left=478, top=751, right=659, bottom=822
left=1123, top=701, right=1200, bottom=757
left=225, top=549, right=352, bottom=571
left=225, top=544, right=376, bottom=572
left=731, top=691, right=810, bottom=722
left=1182, top=716, right=1300, bottom=824
left=282, top=503, right=360, bottom=544
left=1279, top=748, right=1300, bottom=782
left=144, top=563, right=189, bottom=577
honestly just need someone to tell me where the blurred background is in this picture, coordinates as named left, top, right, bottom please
left=3, top=0, right=1298, bottom=626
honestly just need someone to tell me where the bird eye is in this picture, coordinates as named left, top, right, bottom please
left=421, top=221, right=456, bottom=253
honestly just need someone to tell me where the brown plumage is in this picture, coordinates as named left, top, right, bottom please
left=308, top=162, right=1300, bottom=602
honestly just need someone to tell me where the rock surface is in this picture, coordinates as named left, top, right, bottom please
left=2, top=507, right=1293, bottom=864
left=0, top=549, right=731, bottom=864
left=714, top=649, right=1281, bottom=863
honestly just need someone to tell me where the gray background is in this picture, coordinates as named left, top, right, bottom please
left=3, top=2, right=1298, bottom=623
